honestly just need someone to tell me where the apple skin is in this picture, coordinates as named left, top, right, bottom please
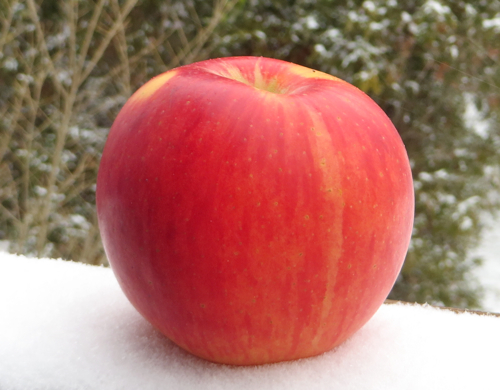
left=96, top=56, right=414, bottom=365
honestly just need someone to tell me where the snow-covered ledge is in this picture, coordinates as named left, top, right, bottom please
left=1, top=253, right=498, bottom=390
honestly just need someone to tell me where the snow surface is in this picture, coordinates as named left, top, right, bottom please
left=1, top=253, right=499, bottom=390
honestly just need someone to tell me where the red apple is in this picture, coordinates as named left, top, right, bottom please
left=96, top=56, right=414, bottom=365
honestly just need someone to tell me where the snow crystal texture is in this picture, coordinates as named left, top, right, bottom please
left=1, top=253, right=499, bottom=390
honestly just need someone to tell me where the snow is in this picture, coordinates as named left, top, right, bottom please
left=1, top=253, right=499, bottom=390
left=463, top=93, right=490, bottom=138
left=422, top=0, right=451, bottom=17
left=483, top=16, right=500, bottom=32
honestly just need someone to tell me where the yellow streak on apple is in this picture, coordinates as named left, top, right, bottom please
left=287, top=63, right=343, bottom=82
left=208, top=59, right=281, bottom=93
left=129, top=70, right=178, bottom=103
left=216, top=64, right=249, bottom=85
left=305, top=108, right=344, bottom=349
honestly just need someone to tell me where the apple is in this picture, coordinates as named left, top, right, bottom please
left=96, top=56, right=414, bottom=365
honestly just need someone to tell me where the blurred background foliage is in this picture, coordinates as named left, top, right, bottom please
left=1, top=0, right=499, bottom=308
